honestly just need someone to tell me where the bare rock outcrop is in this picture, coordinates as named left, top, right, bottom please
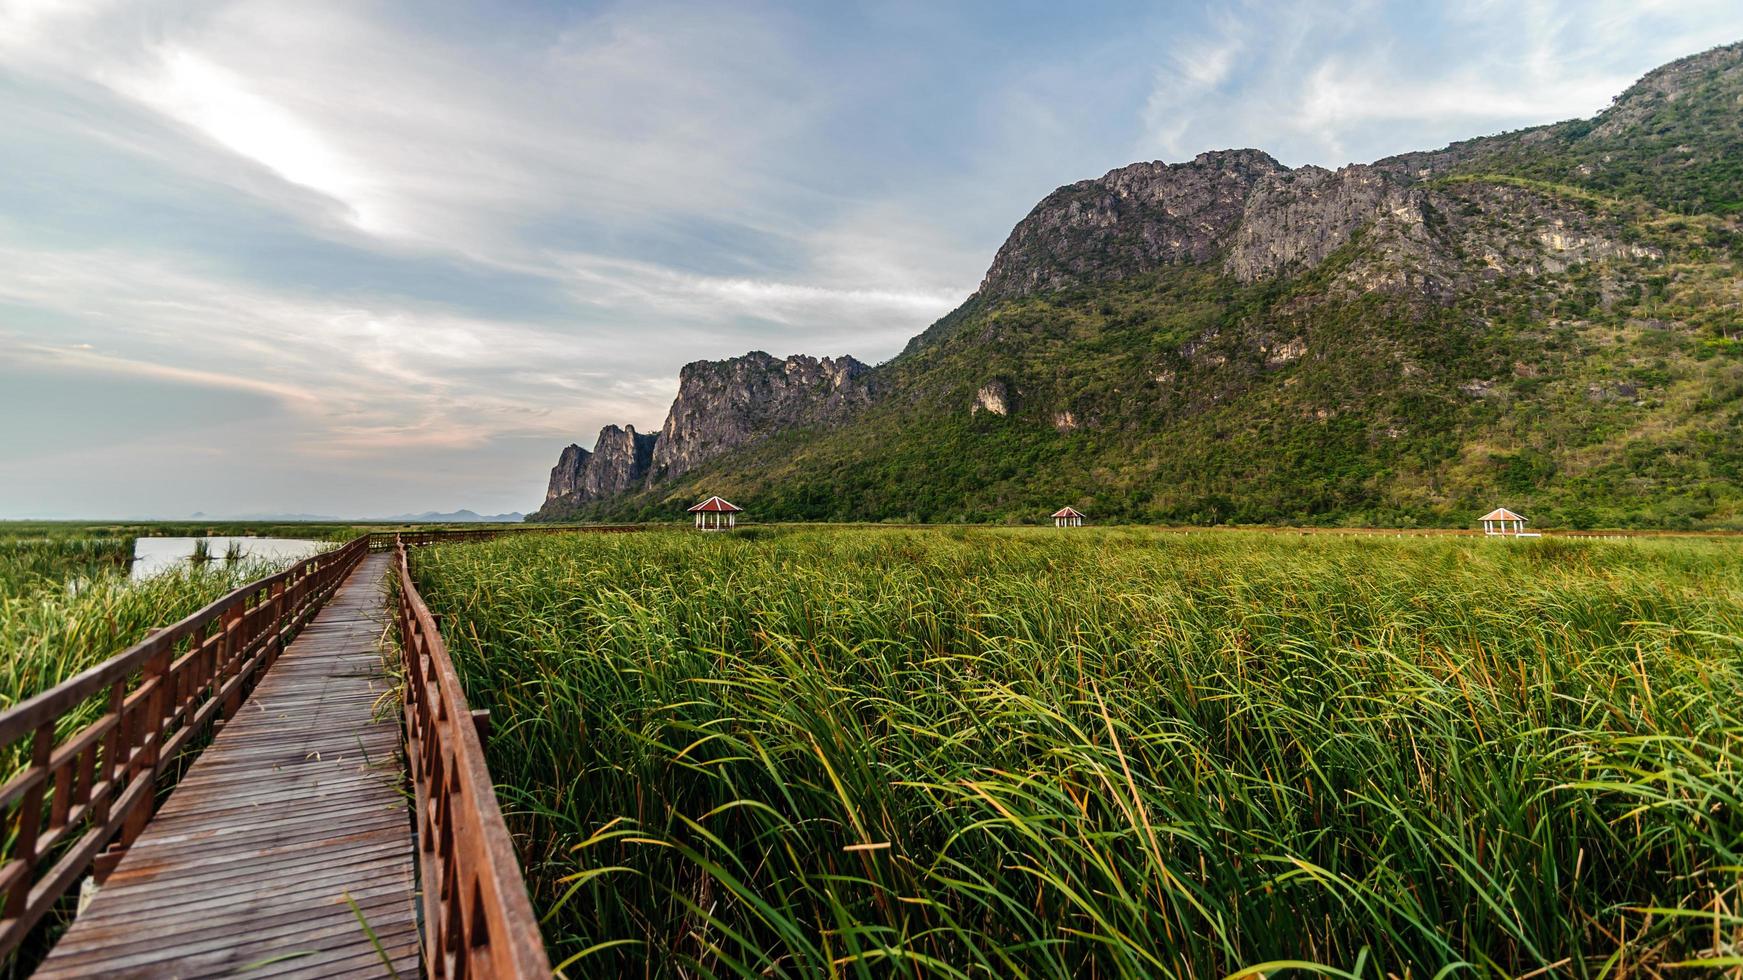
left=972, top=381, right=1010, bottom=416
left=977, top=150, right=1286, bottom=298
left=651, top=352, right=872, bottom=481
left=1227, top=165, right=1423, bottom=282
left=543, top=425, right=657, bottom=504
left=535, top=352, right=874, bottom=517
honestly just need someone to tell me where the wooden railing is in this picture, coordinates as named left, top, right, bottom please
left=0, top=534, right=369, bottom=958
left=369, top=524, right=641, bottom=550
left=394, top=538, right=551, bottom=978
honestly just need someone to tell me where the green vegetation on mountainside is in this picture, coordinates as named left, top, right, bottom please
left=564, top=197, right=1743, bottom=528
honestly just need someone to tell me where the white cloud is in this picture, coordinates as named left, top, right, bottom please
left=1292, top=55, right=1632, bottom=128
left=112, top=47, right=383, bottom=231
left=1139, top=0, right=1743, bottom=167
left=0, top=241, right=668, bottom=455
left=3, top=1, right=840, bottom=260
left=542, top=263, right=952, bottom=369
left=558, top=252, right=959, bottom=344
left=4, top=338, right=322, bottom=410
left=0, top=0, right=118, bottom=51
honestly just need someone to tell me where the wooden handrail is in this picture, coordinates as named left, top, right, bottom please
left=368, top=524, right=640, bottom=551
left=395, top=537, right=551, bottom=978
left=0, top=534, right=370, bottom=958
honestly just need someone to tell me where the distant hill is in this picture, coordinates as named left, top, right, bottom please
left=188, top=510, right=525, bottom=523
left=535, top=42, right=1743, bottom=530
left=379, top=510, right=525, bottom=523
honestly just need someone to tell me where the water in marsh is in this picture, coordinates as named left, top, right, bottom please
left=130, top=537, right=327, bottom=580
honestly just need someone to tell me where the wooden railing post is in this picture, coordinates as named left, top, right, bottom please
left=5, top=724, right=54, bottom=919
left=220, top=603, right=245, bottom=718
left=267, top=579, right=286, bottom=666
left=119, top=646, right=172, bottom=849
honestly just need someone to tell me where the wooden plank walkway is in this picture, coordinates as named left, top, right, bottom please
left=36, top=553, right=420, bottom=979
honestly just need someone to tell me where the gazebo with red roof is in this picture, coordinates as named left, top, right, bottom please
left=1051, top=506, right=1085, bottom=528
left=1479, top=507, right=1526, bottom=537
left=688, top=495, right=743, bottom=531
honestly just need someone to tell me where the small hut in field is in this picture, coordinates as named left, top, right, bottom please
left=1051, top=506, right=1085, bottom=528
left=688, top=496, right=743, bottom=531
left=1479, top=507, right=1527, bottom=537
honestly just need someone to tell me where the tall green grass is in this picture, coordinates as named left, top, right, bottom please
left=0, top=538, right=132, bottom=592
left=0, top=563, right=277, bottom=714
left=412, top=528, right=1743, bottom=977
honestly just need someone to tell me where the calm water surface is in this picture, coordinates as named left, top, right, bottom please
left=130, top=537, right=328, bottom=580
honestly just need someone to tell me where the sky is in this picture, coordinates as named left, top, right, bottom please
left=3, top=0, right=1741, bottom=519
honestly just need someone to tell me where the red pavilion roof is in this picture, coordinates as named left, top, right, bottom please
left=688, top=496, right=743, bottom=513
left=1051, top=506, right=1085, bottom=518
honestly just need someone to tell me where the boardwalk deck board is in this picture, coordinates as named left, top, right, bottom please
left=36, top=553, right=420, bottom=979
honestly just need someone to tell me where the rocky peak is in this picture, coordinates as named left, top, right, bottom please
left=976, top=149, right=1287, bottom=299
left=544, top=444, right=590, bottom=503
left=543, top=424, right=657, bottom=504
left=651, top=351, right=873, bottom=481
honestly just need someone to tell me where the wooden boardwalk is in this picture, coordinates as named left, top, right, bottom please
left=35, top=553, right=420, bottom=978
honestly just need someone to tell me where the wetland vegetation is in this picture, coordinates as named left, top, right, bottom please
left=410, top=526, right=1743, bottom=977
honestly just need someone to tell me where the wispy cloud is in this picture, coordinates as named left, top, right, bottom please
left=0, top=241, right=661, bottom=455
left=3, top=0, right=1740, bottom=517
left=4, top=338, right=323, bottom=410
left=114, top=47, right=382, bottom=231
left=556, top=252, right=961, bottom=357
left=1139, top=0, right=1743, bottom=166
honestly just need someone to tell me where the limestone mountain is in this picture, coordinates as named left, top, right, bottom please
left=534, top=42, right=1743, bottom=529
left=650, top=353, right=873, bottom=482
left=539, top=354, right=870, bottom=511
left=544, top=425, right=657, bottom=505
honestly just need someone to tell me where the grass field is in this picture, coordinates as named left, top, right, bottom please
left=410, top=526, right=1743, bottom=978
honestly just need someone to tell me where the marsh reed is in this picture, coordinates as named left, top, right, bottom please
left=411, top=527, right=1743, bottom=977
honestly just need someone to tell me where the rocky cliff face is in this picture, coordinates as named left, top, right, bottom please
left=977, top=150, right=1286, bottom=299
left=1226, top=164, right=1423, bottom=283
left=974, top=151, right=1442, bottom=303
left=544, top=425, right=657, bottom=504
left=968, top=36, right=1740, bottom=303
left=652, top=353, right=872, bottom=480
left=535, top=353, right=872, bottom=516
left=544, top=444, right=590, bottom=503
left=972, top=141, right=1675, bottom=308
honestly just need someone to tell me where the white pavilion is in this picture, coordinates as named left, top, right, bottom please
left=1479, top=507, right=1528, bottom=537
